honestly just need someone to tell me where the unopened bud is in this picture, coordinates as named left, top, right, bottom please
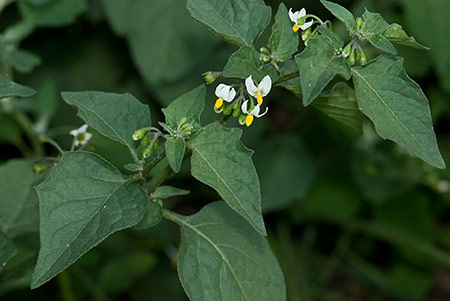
left=259, top=47, right=270, bottom=55
left=133, top=128, right=148, bottom=141
left=238, top=114, right=246, bottom=125
left=342, top=42, right=352, bottom=58
left=223, top=104, right=233, bottom=116
left=348, top=47, right=356, bottom=65
left=143, top=145, right=153, bottom=158
left=356, top=48, right=367, bottom=65
left=181, top=123, right=194, bottom=136
left=301, top=27, right=312, bottom=42
left=141, top=135, right=151, bottom=146
left=260, top=54, right=272, bottom=63
left=202, top=71, right=222, bottom=84
left=356, top=17, right=365, bottom=30
left=232, top=106, right=241, bottom=118
left=32, top=162, right=46, bottom=174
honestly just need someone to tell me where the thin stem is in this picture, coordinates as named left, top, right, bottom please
left=141, top=149, right=166, bottom=178
left=274, top=71, right=300, bottom=85
left=42, top=135, right=65, bottom=155
left=11, top=111, right=44, bottom=157
left=305, top=14, right=325, bottom=25
left=58, top=270, right=77, bottom=301
left=145, top=166, right=173, bottom=194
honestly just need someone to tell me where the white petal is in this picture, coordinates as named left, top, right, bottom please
left=300, top=20, right=313, bottom=30
left=255, top=106, right=269, bottom=118
left=79, top=124, right=88, bottom=133
left=288, top=8, right=297, bottom=22
left=249, top=104, right=260, bottom=116
left=245, top=76, right=258, bottom=96
left=224, top=88, right=236, bottom=102
left=299, top=8, right=306, bottom=18
left=84, top=132, right=92, bottom=141
left=258, top=75, right=272, bottom=96
left=241, top=100, right=250, bottom=114
left=215, top=83, right=228, bottom=98
left=70, top=129, right=78, bottom=136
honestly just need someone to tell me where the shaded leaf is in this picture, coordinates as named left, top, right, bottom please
left=187, top=0, right=271, bottom=47
left=173, top=202, right=286, bottom=300
left=320, top=0, right=357, bottom=34
left=134, top=201, right=163, bottom=230
left=9, top=49, right=41, bottom=73
left=0, top=159, right=41, bottom=238
left=223, top=46, right=279, bottom=82
left=165, top=137, right=186, bottom=173
left=0, top=75, right=35, bottom=98
left=384, top=23, right=429, bottom=50
left=295, top=35, right=351, bottom=106
left=153, top=186, right=190, bottom=199
left=31, top=152, right=147, bottom=288
left=62, top=91, right=151, bottom=163
left=313, top=82, right=363, bottom=132
left=361, top=9, right=397, bottom=55
left=189, top=123, right=266, bottom=235
left=352, top=55, right=445, bottom=168
left=269, top=3, right=299, bottom=63
left=0, top=231, right=16, bottom=271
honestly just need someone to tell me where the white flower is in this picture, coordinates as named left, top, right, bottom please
left=70, top=124, right=92, bottom=146
left=245, top=75, right=271, bottom=105
left=214, top=83, right=236, bottom=109
left=289, top=8, right=313, bottom=32
left=241, top=100, right=268, bottom=127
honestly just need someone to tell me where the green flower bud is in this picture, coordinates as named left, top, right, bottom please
left=356, top=48, right=367, bottom=65
left=301, top=27, right=312, bottom=42
left=223, top=104, right=233, bottom=116
left=202, top=71, right=222, bottom=84
left=348, top=47, right=356, bottom=65
left=143, top=145, right=153, bottom=158
left=32, top=162, right=46, bottom=174
left=132, top=128, right=148, bottom=141
left=181, top=123, right=194, bottom=136
left=260, top=53, right=272, bottom=63
left=259, top=47, right=270, bottom=55
left=342, top=42, right=352, bottom=58
left=356, top=17, right=365, bottom=30
left=141, top=135, right=151, bottom=146
left=232, top=106, right=241, bottom=118
left=238, top=114, right=246, bottom=125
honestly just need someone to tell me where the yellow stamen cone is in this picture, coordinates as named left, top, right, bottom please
left=256, top=93, right=263, bottom=105
left=293, top=24, right=300, bottom=32
left=215, top=98, right=223, bottom=109
left=245, top=115, right=254, bottom=127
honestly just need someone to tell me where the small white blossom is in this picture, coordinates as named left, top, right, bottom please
left=241, top=100, right=268, bottom=127
left=245, top=75, right=271, bottom=105
left=289, top=8, right=313, bottom=32
left=70, top=124, right=92, bottom=146
left=214, top=84, right=236, bottom=109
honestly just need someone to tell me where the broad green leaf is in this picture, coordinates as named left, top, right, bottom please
left=313, top=82, right=364, bottom=132
left=162, top=85, right=205, bottom=131
left=189, top=123, right=266, bottom=235
left=0, top=159, right=41, bottom=238
left=320, top=0, right=357, bottom=34
left=31, top=151, right=147, bottom=288
left=187, top=0, right=271, bottom=47
left=165, top=136, right=186, bottom=173
left=269, top=3, right=299, bottom=63
left=153, top=186, right=190, bottom=199
left=98, top=252, right=157, bottom=293
left=102, top=0, right=218, bottom=84
left=295, top=35, right=351, bottom=106
left=9, top=49, right=41, bottom=73
left=62, top=91, right=151, bottom=163
left=254, top=135, right=316, bottom=213
left=384, top=23, right=429, bottom=50
left=0, top=231, right=16, bottom=271
left=352, top=55, right=445, bottom=168
left=361, top=9, right=397, bottom=55
left=173, top=202, right=286, bottom=300
left=134, top=201, right=163, bottom=230
left=18, top=0, right=86, bottom=28
left=0, top=75, right=35, bottom=98
left=222, top=47, right=279, bottom=82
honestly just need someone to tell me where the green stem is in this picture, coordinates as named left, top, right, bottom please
left=141, top=149, right=166, bottom=178
left=12, top=111, right=44, bottom=157
left=57, top=270, right=77, bottom=301
left=145, top=166, right=173, bottom=194
left=274, top=71, right=300, bottom=85
left=162, top=209, right=184, bottom=225
left=217, top=114, right=232, bottom=124
left=42, top=135, right=65, bottom=155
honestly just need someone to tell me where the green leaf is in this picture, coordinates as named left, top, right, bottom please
left=0, top=231, right=16, bottom=271
left=189, top=123, right=266, bottom=235
left=223, top=46, right=279, bottom=82
left=313, top=82, right=364, bottom=132
left=352, top=55, right=445, bottom=168
left=295, top=35, right=351, bottom=106
left=0, top=159, right=41, bottom=238
left=269, top=3, right=299, bottom=63
left=254, top=135, right=316, bottom=213
left=186, top=0, right=271, bottom=47
left=320, top=0, right=357, bottom=34
left=31, top=151, right=147, bottom=288
left=18, top=0, right=86, bottom=28
left=9, top=49, right=41, bottom=73
left=165, top=136, right=186, bottom=173
left=101, top=0, right=218, bottom=84
left=384, top=23, right=429, bottom=50
left=162, top=85, right=205, bottom=131
left=134, top=201, right=163, bottom=230
left=361, top=9, right=397, bottom=55
left=62, top=91, right=151, bottom=163
left=172, top=202, right=286, bottom=300
left=0, top=75, right=35, bottom=98
left=152, top=186, right=190, bottom=199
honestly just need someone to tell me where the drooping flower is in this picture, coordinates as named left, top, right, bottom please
left=70, top=124, right=92, bottom=146
left=214, top=84, right=236, bottom=109
left=245, top=75, right=271, bottom=105
left=241, top=100, right=268, bottom=127
left=289, top=8, right=313, bottom=32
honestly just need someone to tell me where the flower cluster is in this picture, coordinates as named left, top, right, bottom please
left=213, top=75, right=271, bottom=127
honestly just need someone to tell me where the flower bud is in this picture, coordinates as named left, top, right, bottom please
left=260, top=54, right=272, bottom=63
left=301, top=27, right=312, bottom=42
left=223, top=104, right=233, bottom=116
left=132, top=128, right=148, bottom=141
left=141, top=135, right=151, bottom=146
left=259, top=47, right=270, bottom=55
left=181, top=123, right=194, bottom=136
left=356, top=48, right=367, bottom=65
left=238, top=114, right=246, bottom=125
left=356, top=17, right=365, bottom=30
left=202, top=71, right=222, bottom=84
left=342, top=42, right=352, bottom=58
left=232, top=106, right=241, bottom=118
left=32, top=162, right=46, bottom=174
left=143, top=145, right=153, bottom=158
left=348, top=47, right=356, bottom=65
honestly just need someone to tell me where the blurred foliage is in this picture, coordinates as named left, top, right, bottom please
left=0, top=0, right=449, bottom=300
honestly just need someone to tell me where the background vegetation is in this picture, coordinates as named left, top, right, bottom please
left=1, top=0, right=450, bottom=300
